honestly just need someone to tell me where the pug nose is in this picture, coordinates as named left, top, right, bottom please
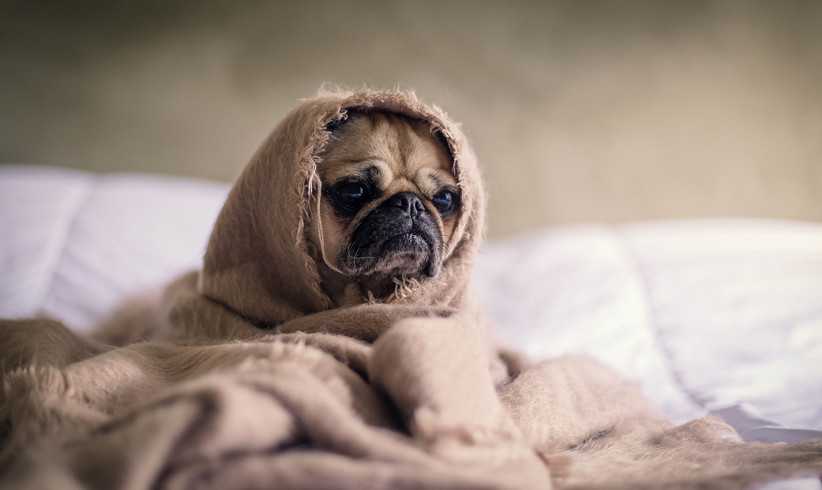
left=386, top=192, right=425, bottom=218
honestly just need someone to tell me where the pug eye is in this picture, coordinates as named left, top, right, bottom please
left=432, top=189, right=458, bottom=218
left=329, top=181, right=372, bottom=216
left=338, top=183, right=365, bottom=202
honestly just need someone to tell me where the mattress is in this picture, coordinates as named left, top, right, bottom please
left=1, top=165, right=821, bottom=487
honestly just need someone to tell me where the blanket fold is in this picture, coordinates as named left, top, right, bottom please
left=2, top=89, right=821, bottom=489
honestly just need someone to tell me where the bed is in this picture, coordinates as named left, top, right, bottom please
left=1, top=165, right=821, bottom=488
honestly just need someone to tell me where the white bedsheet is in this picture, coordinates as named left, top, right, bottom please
left=2, top=166, right=821, bottom=485
left=474, top=221, right=822, bottom=431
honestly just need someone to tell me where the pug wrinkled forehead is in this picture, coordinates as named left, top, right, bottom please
left=307, top=110, right=461, bottom=305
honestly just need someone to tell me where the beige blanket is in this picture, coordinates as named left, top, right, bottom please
left=2, top=90, right=821, bottom=489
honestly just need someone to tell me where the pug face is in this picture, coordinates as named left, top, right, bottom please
left=308, top=111, right=460, bottom=301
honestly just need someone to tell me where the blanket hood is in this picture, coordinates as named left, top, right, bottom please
left=199, top=89, right=485, bottom=327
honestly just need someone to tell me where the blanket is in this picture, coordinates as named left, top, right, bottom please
left=1, top=89, right=821, bottom=489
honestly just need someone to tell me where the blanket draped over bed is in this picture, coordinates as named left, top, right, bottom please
left=1, top=90, right=821, bottom=489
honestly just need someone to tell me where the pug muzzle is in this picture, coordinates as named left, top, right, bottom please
left=339, top=192, right=443, bottom=280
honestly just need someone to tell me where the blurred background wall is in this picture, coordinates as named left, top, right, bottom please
left=1, top=0, right=820, bottom=238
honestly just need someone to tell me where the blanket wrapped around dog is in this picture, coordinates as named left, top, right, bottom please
left=1, top=90, right=821, bottom=489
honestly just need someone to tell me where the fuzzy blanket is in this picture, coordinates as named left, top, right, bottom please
left=5, top=314, right=822, bottom=490
left=1, top=90, right=821, bottom=489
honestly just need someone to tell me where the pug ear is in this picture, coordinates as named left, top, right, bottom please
left=325, top=112, right=349, bottom=132
left=433, top=129, right=453, bottom=157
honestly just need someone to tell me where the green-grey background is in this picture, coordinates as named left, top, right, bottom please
left=2, top=1, right=821, bottom=238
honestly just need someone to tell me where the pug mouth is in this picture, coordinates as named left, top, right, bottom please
left=382, top=232, right=428, bottom=253
left=339, top=215, right=443, bottom=280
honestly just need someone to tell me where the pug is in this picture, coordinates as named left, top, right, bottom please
left=307, top=111, right=461, bottom=305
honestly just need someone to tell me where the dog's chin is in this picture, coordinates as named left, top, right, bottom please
left=371, top=232, right=433, bottom=275
left=339, top=231, right=443, bottom=290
